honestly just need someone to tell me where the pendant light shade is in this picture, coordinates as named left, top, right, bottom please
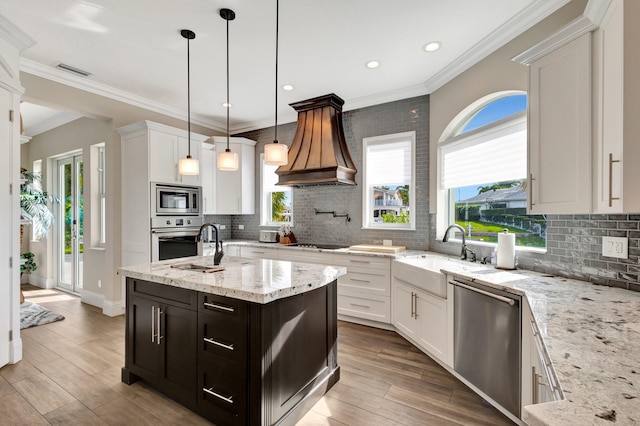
left=218, top=8, right=239, bottom=172
left=179, top=29, right=199, bottom=176
left=264, top=0, right=288, bottom=166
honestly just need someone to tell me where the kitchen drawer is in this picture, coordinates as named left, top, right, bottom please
left=199, top=311, right=247, bottom=367
left=333, top=254, right=391, bottom=271
left=198, top=361, right=246, bottom=426
left=198, top=293, right=248, bottom=320
left=278, top=249, right=334, bottom=265
left=338, top=269, right=390, bottom=296
left=337, top=291, right=390, bottom=324
left=240, top=246, right=279, bottom=259
left=392, top=265, right=447, bottom=299
left=130, top=279, right=197, bottom=310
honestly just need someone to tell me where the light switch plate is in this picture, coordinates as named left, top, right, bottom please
left=602, top=236, right=628, bottom=259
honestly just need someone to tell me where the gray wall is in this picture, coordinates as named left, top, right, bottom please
left=206, top=95, right=431, bottom=250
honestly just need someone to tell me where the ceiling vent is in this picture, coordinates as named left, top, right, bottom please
left=276, top=93, right=357, bottom=187
left=55, top=63, right=92, bottom=77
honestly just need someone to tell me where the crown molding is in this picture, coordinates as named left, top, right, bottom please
left=424, top=0, right=571, bottom=92
left=0, top=14, right=36, bottom=52
left=20, top=58, right=226, bottom=132
left=24, top=111, right=82, bottom=137
left=511, top=15, right=596, bottom=65
left=584, top=0, right=613, bottom=26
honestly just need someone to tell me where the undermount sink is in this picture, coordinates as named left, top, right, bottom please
left=170, top=263, right=216, bottom=272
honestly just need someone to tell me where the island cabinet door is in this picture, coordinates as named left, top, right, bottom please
left=128, top=295, right=161, bottom=381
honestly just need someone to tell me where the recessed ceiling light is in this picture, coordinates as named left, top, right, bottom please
left=222, top=102, right=232, bottom=108
left=423, top=41, right=442, bottom=52
left=365, top=60, right=381, bottom=69
left=282, top=84, right=295, bottom=91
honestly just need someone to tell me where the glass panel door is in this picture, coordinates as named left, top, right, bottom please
left=57, top=154, right=83, bottom=293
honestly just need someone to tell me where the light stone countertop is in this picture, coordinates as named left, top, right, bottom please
left=395, top=255, right=640, bottom=426
left=117, top=255, right=346, bottom=304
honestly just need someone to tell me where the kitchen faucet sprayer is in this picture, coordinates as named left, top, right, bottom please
left=197, top=223, right=224, bottom=265
left=443, top=224, right=468, bottom=260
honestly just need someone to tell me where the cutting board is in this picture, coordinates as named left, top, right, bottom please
left=349, top=244, right=406, bottom=253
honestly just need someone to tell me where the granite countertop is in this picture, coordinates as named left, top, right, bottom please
left=395, top=255, right=640, bottom=426
left=225, top=240, right=426, bottom=259
left=117, top=255, right=346, bottom=304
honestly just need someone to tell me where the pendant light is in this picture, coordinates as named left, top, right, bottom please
left=217, top=8, right=239, bottom=171
left=178, top=29, right=200, bottom=176
left=264, top=0, right=288, bottom=166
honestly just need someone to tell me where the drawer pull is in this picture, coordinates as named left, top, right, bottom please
left=350, top=278, right=371, bottom=283
left=203, top=302, right=235, bottom=312
left=349, top=303, right=370, bottom=309
left=204, top=337, right=234, bottom=351
left=203, top=387, right=234, bottom=404
left=350, top=259, right=371, bottom=264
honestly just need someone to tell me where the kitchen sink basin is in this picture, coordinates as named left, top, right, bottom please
left=170, top=263, right=223, bottom=272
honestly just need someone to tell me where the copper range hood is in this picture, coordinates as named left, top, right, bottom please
left=276, top=93, right=357, bottom=186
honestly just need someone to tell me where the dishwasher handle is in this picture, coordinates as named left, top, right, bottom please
left=450, top=280, right=516, bottom=306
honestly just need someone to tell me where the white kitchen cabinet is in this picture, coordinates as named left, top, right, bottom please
left=527, top=33, right=592, bottom=214
left=592, top=0, right=640, bottom=213
left=213, top=137, right=256, bottom=215
left=146, top=128, right=203, bottom=186
left=392, top=277, right=447, bottom=362
left=224, top=243, right=241, bottom=257
left=333, top=254, right=392, bottom=325
left=240, top=246, right=279, bottom=260
left=521, top=298, right=561, bottom=411
left=200, top=143, right=216, bottom=215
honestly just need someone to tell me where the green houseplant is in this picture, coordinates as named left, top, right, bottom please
left=20, top=168, right=58, bottom=240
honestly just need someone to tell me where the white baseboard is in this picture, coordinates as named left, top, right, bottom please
left=81, top=289, right=103, bottom=309
left=102, top=299, right=125, bottom=317
left=10, top=338, right=22, bottom=364
left=22, top=274, right=54, bottom=288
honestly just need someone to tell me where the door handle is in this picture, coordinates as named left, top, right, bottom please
left=156, top=306, right=163, bottom=345
left=151, top=305, right=156, bottom=343
left=608, top=153, right=620, bottom=207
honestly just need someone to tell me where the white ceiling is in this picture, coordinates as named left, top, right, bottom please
left=3, top=0, right=570, bottom=133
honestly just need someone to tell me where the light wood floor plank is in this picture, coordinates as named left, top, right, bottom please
left=12, top=373, right=76, bottom=415
left=0, top=392, right=49, bottom=425
left=44, top=401, right=109, bottom=426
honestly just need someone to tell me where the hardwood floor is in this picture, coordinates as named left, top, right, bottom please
left=0, top=285, right=513, bottom=425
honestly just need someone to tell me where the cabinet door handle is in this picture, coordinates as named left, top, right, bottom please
left=410, top=292, right=415, bottom=318
left=413, top=293, right=419, bottom=319
left=203, top=337, right=234, bottom=351
left=151, top=305, right=156, bottom=343
left=203, top=387, right=234, bottom=404
left=156, top=307, right=163, bottom=345
left=349, top=303, right=370, bottom=309
left=529, top=173, right=535, bottom=209
left=532, top=366, right=539, bottom=404
left=609, top=153, right=620, bottom=207
left=203, top=302, right=235, bottom=312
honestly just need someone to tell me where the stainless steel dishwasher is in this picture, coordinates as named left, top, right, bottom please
left=452, top=278, right=521, bottom=418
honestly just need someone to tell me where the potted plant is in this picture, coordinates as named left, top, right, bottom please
left=20, top=168, right=58, bottom=241
left=20, top=252, right=37, bottom=275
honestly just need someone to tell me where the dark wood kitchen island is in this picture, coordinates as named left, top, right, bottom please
left=117, top=255, right=345, bottom=426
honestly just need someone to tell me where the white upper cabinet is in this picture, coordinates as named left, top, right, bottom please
left=213, top=137, right=256, bottom=215
left=593, top=0, right=640, bottom=213
left=200, top=142, right=216, bottom=215
left=527, top=33, right=592, bottom=214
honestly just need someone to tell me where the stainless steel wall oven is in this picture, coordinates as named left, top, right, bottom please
left=150, top=217, right=203, bottom=262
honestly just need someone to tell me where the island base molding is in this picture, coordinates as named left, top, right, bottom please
left=121, top=277, right=339, bottom=426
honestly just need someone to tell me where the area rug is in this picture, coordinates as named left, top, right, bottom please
left=20, top=302, right=65, bottom=329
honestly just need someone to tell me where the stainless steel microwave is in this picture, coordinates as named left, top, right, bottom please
left=151, top=183, right=201, bottom=216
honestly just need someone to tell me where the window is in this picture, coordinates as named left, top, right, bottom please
left=260, top=153, right=292, bottom=226
left=90, top=143, right=106, bottom=247
left=439, top=93, right=546, bottom=248
left=362, top=132, right=415, bottom=229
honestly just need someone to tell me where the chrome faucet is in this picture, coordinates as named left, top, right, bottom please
left=197, top=223, right=224, bottom=265
left=443, top=224, right=468, bottom=260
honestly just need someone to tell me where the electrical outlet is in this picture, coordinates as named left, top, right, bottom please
left=602, top=236, right=628, bottom=259
left=98, top=280, right=102, bottom=288
left=238, top=224, right=244, bottom=230
left=383, top=240, right=392, bottom=246
left=220, top=225, right=226, bottom=230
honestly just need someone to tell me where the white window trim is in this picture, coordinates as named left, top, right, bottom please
left=362, top=131, right=416, bottom=231
left=259, top=153, right=292, bottom=227
left=90, top=143, right=106, bottom=248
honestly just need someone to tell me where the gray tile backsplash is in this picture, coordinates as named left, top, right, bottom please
left=207, top=94, right=640, bottom=294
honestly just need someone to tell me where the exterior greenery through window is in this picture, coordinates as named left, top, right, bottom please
left=261, top=154, right=292, bottom=225
left=362, top=132, right=415, bottom=229
left=441, top=94, right=546, bottom=248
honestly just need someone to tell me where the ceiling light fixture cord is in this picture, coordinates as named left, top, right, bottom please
left=186, top=31, right=192, bottom=157
left=225, top=9, right=231, bottom=152
left=274, top=0, right=279, bottom=144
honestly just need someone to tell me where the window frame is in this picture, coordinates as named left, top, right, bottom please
left=90, top=143, right=106, bottom=248
left=361, top=131, right=416, bottom=230
left=259, top=153, right=292, bottom=227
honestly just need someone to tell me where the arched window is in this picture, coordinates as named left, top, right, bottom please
left=439, top=92, right=546, bottom=248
